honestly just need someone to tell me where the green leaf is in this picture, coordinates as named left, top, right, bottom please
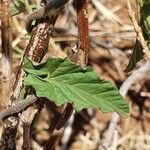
left=23, top=57, right=129, bottom=116
left=10, top=0, right=26, bottom=16
left=10, top=0, right=37, bottom=16
left=125, top=40, right=144, bottom=72
left=140, top=3, right=150, bottom=38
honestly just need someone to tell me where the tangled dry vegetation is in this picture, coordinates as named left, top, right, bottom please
left=0, top=0, right=150, bottom=149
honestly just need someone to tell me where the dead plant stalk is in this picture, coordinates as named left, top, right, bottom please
left=124, top=0, right=150, bottom=61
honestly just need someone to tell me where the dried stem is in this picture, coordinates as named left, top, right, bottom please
left=124, top=0, right=150, bottom=60
left=44, top=103, right=73, bottom=150
left=1, top=0, right=12, bottom=107
left=76, top=0, right=89, bottom=67
left=61, top=111, right=75, bottom=150
left=21, top=104, right=40, bottom=150
left=0, top=117, right=19, bottom=150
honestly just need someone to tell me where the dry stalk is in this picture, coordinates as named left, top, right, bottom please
left=75, top=0, right=89, bottom=67
left=21, top=104, right=39, bottom=150
left=1, top=0, right=12, bottom=107
left=124, top=0, right=150, bottom=61
left=92, top=0, right=123, bottom=24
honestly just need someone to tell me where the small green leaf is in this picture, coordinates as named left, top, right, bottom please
left=23, top=57, right=129, bottom=116
left=10, top=0, right=26, bottom=16
left=125, top=40, right=144, bottom=72
left=10, top=0, right=37, bottom=16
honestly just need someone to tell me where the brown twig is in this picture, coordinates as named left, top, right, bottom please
left=0, top=95, right=37, bottom=120
left=0, top=1, right=16, bottom=149
left=44, top=103, right=73, bottom=150
left=1, top=0, right=12, bottom=107
left=0, top=116, right=19, bottom=150
left=76, top=0, right=89, bottom=67
left=21, top=104, right=40, bottom=150
left=124, top=0, right=150, bottom=61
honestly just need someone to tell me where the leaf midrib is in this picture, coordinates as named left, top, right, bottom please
left=46, top=78, right=127, bottom=115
